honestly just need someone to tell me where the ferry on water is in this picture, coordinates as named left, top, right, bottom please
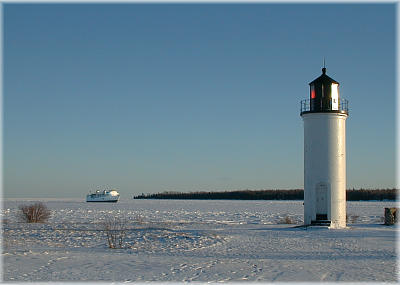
left=86, top=189, right=120, bottom=203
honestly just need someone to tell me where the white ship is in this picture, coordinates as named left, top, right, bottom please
left=86, top=189, right=120, bottom=202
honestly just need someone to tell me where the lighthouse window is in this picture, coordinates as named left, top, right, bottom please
left=331, top=83, right=339, bottom=110
left=310, top=84, right=316, bottom=99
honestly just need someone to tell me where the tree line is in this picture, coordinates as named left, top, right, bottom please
left=133, top=188, right=397, bottom=201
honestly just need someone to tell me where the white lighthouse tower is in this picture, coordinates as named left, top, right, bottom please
left=300, top=66, right=349, bottom=229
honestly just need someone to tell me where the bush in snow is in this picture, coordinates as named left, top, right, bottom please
left=346, top=215, right=359, bottom=224
left=278, top=215, right=295, bottom=224
left=134, top=214, right=145, bottom=224
left=18, top=202, right=51, bottom=223
left=103, top=216, right=128, bottom=249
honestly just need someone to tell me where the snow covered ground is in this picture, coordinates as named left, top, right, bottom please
left=1, top=199, right=398, bottom=282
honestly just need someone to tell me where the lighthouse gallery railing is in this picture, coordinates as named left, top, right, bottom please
left=300, top=98, right=349, bottom=114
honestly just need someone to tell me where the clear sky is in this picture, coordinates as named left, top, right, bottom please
left=3, top=3, right=396, bottom=198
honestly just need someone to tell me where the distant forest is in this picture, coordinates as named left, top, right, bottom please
left=133, top=188, right=398, bottom=201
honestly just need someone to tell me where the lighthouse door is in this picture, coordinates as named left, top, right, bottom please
left=315, top=183, right=328, bottom=220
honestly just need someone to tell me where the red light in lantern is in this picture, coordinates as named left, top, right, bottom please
left=311, top=89, right=316, bottom=99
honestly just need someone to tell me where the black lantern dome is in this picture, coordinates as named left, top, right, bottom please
left=300, top=67, right=348, bottom=115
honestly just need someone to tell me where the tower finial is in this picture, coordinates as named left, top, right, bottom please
left=322, top=57, right=326, bottom=74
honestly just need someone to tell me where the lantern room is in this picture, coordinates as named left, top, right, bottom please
left=300, top=67, right=348, bottom=115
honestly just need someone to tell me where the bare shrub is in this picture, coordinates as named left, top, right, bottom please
left=18, top=202, right=51, bottom=223
left=346, top=214, right=359, bottom=224
left=350, top=215, right=359, bottom=223
left=278, top=215, right=295, bottom=224
left=103, top=216, right=128, bottom=249
left=134, top=214, right=145, bottom=224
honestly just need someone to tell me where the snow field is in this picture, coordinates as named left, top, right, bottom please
left=1, top=199, right=398, bottom=282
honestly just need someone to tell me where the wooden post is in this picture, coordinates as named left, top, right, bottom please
left=384, top=208, right=398, bottom=225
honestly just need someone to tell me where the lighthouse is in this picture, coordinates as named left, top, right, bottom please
left=300, top=66, right=349, bottom=229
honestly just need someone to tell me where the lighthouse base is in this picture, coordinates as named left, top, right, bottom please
left=311, top=220, right=331, bottom=226
left=306, top=219, right=347, bottom=229
left=329, top=220, right=347, bottom=229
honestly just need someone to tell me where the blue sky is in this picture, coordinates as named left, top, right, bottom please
left=3, top=3, right=396, bottom=198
